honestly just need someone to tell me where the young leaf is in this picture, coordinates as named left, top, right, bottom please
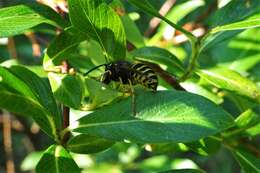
left=36, top=145, right=80, bottom=173
left=68, top=0, right=126, bottom=61
left=67, top=134, right=114, bottom=154
left=197, top=68, right=260, bottom=101
left=131, top=46, right=184, bottom=77
left=0, top=3, right=67, bottom=37
left=233, top=149, right=260, bottom=173
left=69, top=90, right=234, bottom=143
left=48, top=73, right=85, bottom=109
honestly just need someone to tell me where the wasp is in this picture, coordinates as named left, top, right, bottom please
left=84, top=60, right=158, bottom=115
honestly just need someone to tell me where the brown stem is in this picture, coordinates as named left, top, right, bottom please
left=143, top=61, right=185, bottom=91
left=7, top=38, right=17, bottom=59
left=144, top=0, right=176, bottom=37
left=2, top=111, right=15, bottom=173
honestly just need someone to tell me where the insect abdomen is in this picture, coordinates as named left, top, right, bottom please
left=131, top=63, right=158, bottom=91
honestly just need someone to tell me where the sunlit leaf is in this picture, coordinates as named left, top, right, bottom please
left=0, top=3, right=67, bottom=37
left=197, top=68, right=260, bottom=101
left=36, top=145, right=80, bottom=173
left=67, top=134, right=114, bottom=154
left=69, top=90, right=234, bottom=143
left=68, top=0, right=126, bottom=61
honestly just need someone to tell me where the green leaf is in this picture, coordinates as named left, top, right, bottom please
left=131, top=46, right=184, bottom=77
left=201, top=0, right=260, bottom=51
left=246, top=123, right=260, bottom=137
left=83, top=78, right=123, bottom=110
left=211, top=18, right=260, bottom=34
left=160, top=169, right=206, bottom=173
left=45, top=27, right=86, bottom=64
left=0, top=66, right=61, bottom=139
left=0, top=3, right=67, bottom=37
left=36, top=145, right=80, bottom=173
left=69, top=90, right=234, bottom=143
left=186, top=137, right=221, bottom=156
left=67, top=134, right=114, bottom=154
left=68, top=0, right=126, bottom=61
left=233, top=149, right=260, bottom=173
left=0, top=90, right=56, bottom=139
left=235, top=109, right=260, bottom=129
left=48, top=73, right=85, bottom=109
left=9, top=66, right=61, bottom=129
left=208, top=0, right=260, bottom=27
left=0, top=66, right=37, bottom=99
left=197, top=68, right=260, bottom=101
left=181, top=82, right=223, bottom=104
left=121, top=14, right=145, bottom=47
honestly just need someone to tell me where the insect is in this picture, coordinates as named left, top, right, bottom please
left=85, top=60, right=158, bottom=90
left=85, top=60, right=158, bottom=115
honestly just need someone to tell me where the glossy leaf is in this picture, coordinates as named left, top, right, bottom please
left=197, top=68, right=260, bottom=101
left=246, top=123, right=260, bottom=137
left=68, top=0, right=126, bottom=61
left=131, top=46, right=184, bottom=76
left=0, top=3, right=67, bottom=37
left=67, top=134, right=114, bottom=154
left=36, top=145, right=80, bottom=173
left=0, top=90, right=56, bottom=139
left=69, top=90, right=234, bottom=143
left=233, top=149, right=260, bottom=173
left=48, top=73, right=85, bottom=109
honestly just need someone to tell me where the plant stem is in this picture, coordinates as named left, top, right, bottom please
left=180, top=40, right=200, bottom=81
left=62, top=105, right=70, bottom=144
left=161, top=16, right=197, bottom=43
left=2, top=111, right=15, bottom=173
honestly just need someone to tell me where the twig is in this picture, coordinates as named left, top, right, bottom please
left=145, top=0, right=176, bottom=37
left=2, top=111, right=15, bottom=173
left=141, top=61, right=185, bottom=91
left=7, top=38, right=17, bottom=59
left=25, top=32, right=41, bottom=57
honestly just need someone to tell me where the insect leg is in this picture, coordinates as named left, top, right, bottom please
left=128, top=79, right=136, bottom=116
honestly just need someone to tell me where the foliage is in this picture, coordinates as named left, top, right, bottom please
left=0, top=0, right=259, bottom=173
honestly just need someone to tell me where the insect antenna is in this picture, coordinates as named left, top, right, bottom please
left=84, top=64, right=107, bottom=76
